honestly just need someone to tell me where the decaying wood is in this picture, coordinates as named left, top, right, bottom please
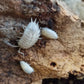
left=0, top=0, right=84, bottom=84
left=31, top=80, right=42, bottom=84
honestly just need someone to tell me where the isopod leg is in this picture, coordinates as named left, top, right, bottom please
left=16, top=36, right=21, bottom=38
left=22, top=25, right=26, bottom=30
left=18, top=48, right=24, bottom=56
left=39, top=37, right=42, bottom=39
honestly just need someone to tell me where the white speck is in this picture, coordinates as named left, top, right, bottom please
left=24, top=0, right=34, bottom=3
left=20, top=61, right=34, bottom=74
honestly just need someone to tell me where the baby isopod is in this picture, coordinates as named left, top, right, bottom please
left=20, top=61, right=34, bottom=74
left=41, top=27, right=58, bottom=39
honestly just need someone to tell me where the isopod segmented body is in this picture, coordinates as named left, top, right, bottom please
left=18, top=19, right=40, bottom=49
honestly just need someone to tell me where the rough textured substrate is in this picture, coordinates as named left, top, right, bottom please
left=0, top=0, right=84, bottom=84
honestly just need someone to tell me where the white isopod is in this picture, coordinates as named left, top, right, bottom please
left=18, top=19, right=40, bottom=49
left=41, top=27, right=58, bottom=39
left=2, top=19, right=40, bottom=56
left=20, top=61, right=34, bottom=74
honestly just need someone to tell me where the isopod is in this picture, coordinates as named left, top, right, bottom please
left=18, top=19, right=40, bottom=49
left=41, top=27, right=58, bottom=39
left=20, top=61, right=34, bottom=74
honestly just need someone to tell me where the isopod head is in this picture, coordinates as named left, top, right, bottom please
left=41, top=27, right=58, bottom=39
left=20, top=61, right=34, bottom=74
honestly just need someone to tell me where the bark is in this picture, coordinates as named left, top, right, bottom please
left=0, top=0, right=84, bottom=84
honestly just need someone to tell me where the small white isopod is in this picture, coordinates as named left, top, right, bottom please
left=18, top=19, right=40, bottom=49
left=20, top=61, right=34, bottom=74
left=41, top=27, right=58, bottom=39
left=2, top=19, right=40, bottom=55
